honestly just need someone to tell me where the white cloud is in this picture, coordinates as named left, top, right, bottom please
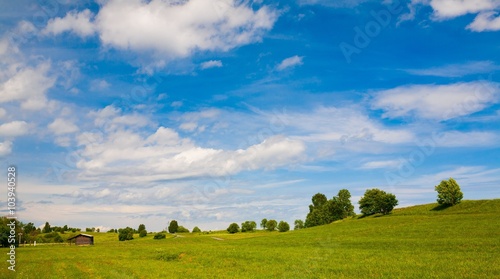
left=74, top=107, right=306, bottom=183
left=467, top=11, right=500, bottom=31
left=48, top=118, right=79, bottom=135
left=361, top=160, right=401, bottom=169
left=298, top=0, right=371, bottom=8
left=287, top=106, right=415, bottom=145
left=200, top=60, right=223, bottom=69
left=434, top=131, right=500, bottom=147
left=429, top=0, right=499, bottom=19
left=276, top=55, right=304, bottom=71
left=0, top=108, right=6, bottom=118
left=406, top=61, right=500, bottom=77
left=371, top=81, right=500, bottom=120
left=43, top=9, right=96, bottom=37
left=403, top=0, right=500, bottom=31
left=0, top=121, right=30, bottom=137
left=0, top=62, right=56, bottom=110
left=0, top=141, right=12, bottom=156
left=180, top=122, right=198, bottom=132
left=45, top=0, right=278, bottom=62
left=90, top=79, right=110, bottom=91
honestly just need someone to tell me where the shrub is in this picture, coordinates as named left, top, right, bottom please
left=153, top=233, right=166, bottom=239
left=118, top=227, right=134, bottom=241
left=192, top=226, right=201, bottom=233
left=139, top=230, right=147, bottom=237
left=277, top=221, right=290, bottom=232
left=177, top=226, right=189, bottom=233
left=227, top=223, right=239, bottom=234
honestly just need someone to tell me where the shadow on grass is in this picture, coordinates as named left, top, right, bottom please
left=431, top=204, right=452, bottom=211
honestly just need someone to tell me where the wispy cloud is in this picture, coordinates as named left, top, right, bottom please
left=371, top=81, right=500, bottom=120
left=200, top=60, right=223, bottom=70
left=277, top=55, right=304, bottom=71
left=406, top=61, right=500, bottom=77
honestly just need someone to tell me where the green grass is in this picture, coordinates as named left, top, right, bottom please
left=3, top=199, right=499, bottom=278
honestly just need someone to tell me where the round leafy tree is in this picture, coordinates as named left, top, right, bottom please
left=227, top=223, right=239, bottom=234
left=265, top=220, right=277, bottom=231
left=277, top=221, right=290, bottom=232
left=192, top=226, right=201, bottom=233
left=359, top=188, right=398, bottom=215
left=435, top=178, right=463, bottom=206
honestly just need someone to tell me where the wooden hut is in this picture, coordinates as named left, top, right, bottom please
left=68, top=233, right=94, bottom=245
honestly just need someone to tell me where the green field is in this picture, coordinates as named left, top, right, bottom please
left=3, top=199, right=499, bottom=278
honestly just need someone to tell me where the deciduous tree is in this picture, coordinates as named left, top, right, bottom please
left=435, top=178, right=463, bottom=206
left=359, top=188, right=398, bottom=215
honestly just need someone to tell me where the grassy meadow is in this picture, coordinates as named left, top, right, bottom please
left=3, top=199, right=499, bottom=278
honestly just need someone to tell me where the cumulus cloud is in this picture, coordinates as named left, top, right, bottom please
left=0, top=62, right=56, bottom=110
left=48, top=118, right=79, bottom=135
left=44, top=0, right=278, bottom=61
left=0, top=121, right=30, bottom=137
left=200, top=60, right=223, bottom=69
left=371, top=81, right=500, bottom=120
left=43, top=9, right=95, bottom=37
left=402, top=0, right=500, bottom=31
left=74, top=106, right=305, bottom=183
left=276, top=55, right=304, bottom=71
left=428, top=0, right=499, bottom=19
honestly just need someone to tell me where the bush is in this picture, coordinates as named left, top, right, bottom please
left=139, top=230, right=147, bottom=237
left=359, top=188, right=398, bottom=215
left=118, top=227, right=134, bottom=241
left=227, top=223, right=239, bottom=234
left=265, top=220, right=277, bottom=231
left=177, top=226, right=189, bottom=233
left=277, top=221, right=290, bottom=232
left=153, top=233, right=166, bottom=239
left=192, top=226, right=201, bottom=233
left=435, top=178, right=463, bottom=206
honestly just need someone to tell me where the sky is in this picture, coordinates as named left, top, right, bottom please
left=0, top=0, right=499, bottom=232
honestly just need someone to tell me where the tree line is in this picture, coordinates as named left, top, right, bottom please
left=0, top=178, right=464, bottom=245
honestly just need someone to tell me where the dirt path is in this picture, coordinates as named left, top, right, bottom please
left=211, top=237, right=224, bottom=241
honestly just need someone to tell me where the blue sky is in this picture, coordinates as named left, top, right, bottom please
left=1, top=0, right=499, bottom=232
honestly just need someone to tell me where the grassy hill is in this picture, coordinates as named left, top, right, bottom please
left=3, top=199, right=499, bottom=278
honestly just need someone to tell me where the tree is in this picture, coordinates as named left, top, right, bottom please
left=265, top=220, right=277, bottom=231
left=294, top=220, right=304, bottom=230
left=241, top=221, right=257, bottom=232
left=359, top=188, right=398, bottom=216
left=277, top=221, right=290, bottom=232
left=138, top=224, right=146, bottom=232
left=42, top=222, right=51, bottom=233
left=118, top=227, right=134, bottom=241
left=227, top=223, right=239, bottom=234
left=168, top=220, right=178, bottom=234
left=192, top=226, right=201, bottom=233
left=435, top=178, right=463, bottom=206
left=305, top=189, right=355, bottom=228
left=24, top=222, right=36, bottom=234
left=260, top=218, right=268, bottom=229
left=139, top=230, right=147, bottom=237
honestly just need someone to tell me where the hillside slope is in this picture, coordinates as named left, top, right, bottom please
left=6, top=199, right=500, bottom=278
